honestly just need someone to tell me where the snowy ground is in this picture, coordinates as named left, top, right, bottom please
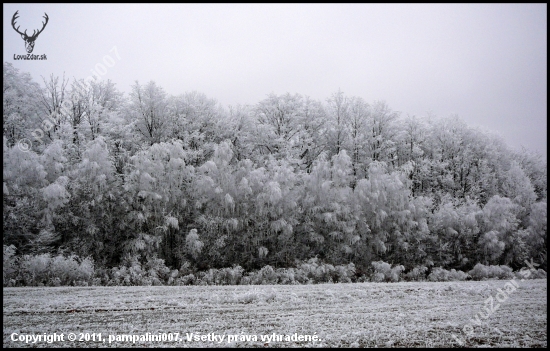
left=3, top=279, right=547, bottom=347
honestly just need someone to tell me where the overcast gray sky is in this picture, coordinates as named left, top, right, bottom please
left=3, top=4, right=547, bottom=157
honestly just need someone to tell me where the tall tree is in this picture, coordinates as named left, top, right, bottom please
left=166, top=91, right=223, bottom=166
left=344, top=96, right=369, bottom=184
left=129, top=81, right=169, bottom=145
left=84, top=79, right=124, bottom=141
left=3, top=63, right=43, bottom=148
left=253, top=92, right=306, bottom=162
left=325, top=89, right=349, bottom=157
left=39, top=72, right=69, bottom=143
left=367, top=100, right=399, bottom=165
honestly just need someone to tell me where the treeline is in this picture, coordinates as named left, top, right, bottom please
left=3, top=62, right=547, bottom=279
left=3, top=248, right=546, bottom=287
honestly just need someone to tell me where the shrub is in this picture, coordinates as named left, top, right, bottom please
left=10, top=252, right=95, bottom=286
left=49, top=254, right=95, bottom=286
left=296, top=258, right=323, bottom=282
left=50, top=254, right=79, bottom=285
left=404, top=265, right=428, bottom=281
left=51, top=277, right=62, bottom=287
left=372, top=272, right=385, bottom=283
left=110, top=256, right=145, bottom=286
left=235, top=290, right=259, bottom=304
left=19, top=253, right=52, bottom=286
left=314, top=262, right=336, bottom=283
left=371, top=261, right=404, bottom=282
left=3, top=245, right=18, bottom=287
left=108, top=255, right=172, bottom=286
left=427, top=267, right=469, bottom=282
left=468, top=263, right=515, bottom=280
left=182, top=266, right=245, bottom=286
left=177, top=273, right=196, bottom=285
left=228, top=288, right=277, bottom=304
left=167, top=269, right=179, bottom=285
left=144, top=257, right=171, bottom=284
left=216, top=266, right=244, bottom=285
left=390, top=265, right=405, bottom=282
left=94, top=267, right=111, bottom=286
left=274, top=268, right=297, bottom=285
left=493, top=265, right=514, bottom=280
left=291, top=266, right=311, bottom=284
left=196, top=269, right=216, bottom=285
left=127, top=263, right=145, bottom=285
left=515, top=268, right=547, bottom=280
left=248, top=265, right=277, bottom=285
left=371, top=261, right=391, bottom=281
left=532, top=269, right=547, bottom=279
left=293, top=258, right=354, bottom=283
left=179, top=261, right=193, bottom=276
left=334, top=263, right=356, bottom=283
left=468, top=263, right=489, bottom=280
left=77, top=257, right=95, bottom=282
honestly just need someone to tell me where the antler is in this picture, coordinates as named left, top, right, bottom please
left=11, top=11, right=49, bottom=39
left=29, top=13, right=49, bottom=39
left=11, top=10, right=26, bottom=36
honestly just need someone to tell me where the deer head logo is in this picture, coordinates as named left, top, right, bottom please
left=11, top=11, right=49, bottom=54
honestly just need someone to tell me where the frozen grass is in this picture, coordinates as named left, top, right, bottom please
left=3, top=279, right=547, bottom=347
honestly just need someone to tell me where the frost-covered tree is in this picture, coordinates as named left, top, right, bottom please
left=526, top=201, right=547, bottom=269
left=353, top=161, right=425, bottom=265
left=3, top=136, right=48, bottom=251
left=3, top=63, right=547, bottom=275
left=224, top=104, right=256, bottom=162
left=123, top=139, right=194, bottom=265
left=394, top=116, right=427, bottom=196
left=166, top=91, right=223, bottom=166
left=253, top=92, right=308, bottom=163
left=500, top=160, right=537, bottom=226
left=514, top=148, right=547, bottom=202
left=83, top=79, right=124, bottom=141
left=344, top=97, right=370, bottom=184
left=366, top=100, right=399, bottom=165
left=128, top=81, right=169, bottom=145
left=3, top=63, right=43, bottom=147
left=429, top=196, right=482, bottom=267
left=325, top=89, right=349, bottom=157
left=479, top=195, right=523, bottom=265
left=38, top=72, right=69, bottom=144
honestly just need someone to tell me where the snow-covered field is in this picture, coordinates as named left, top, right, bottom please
left=3, top=279, right=547, bottom=347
